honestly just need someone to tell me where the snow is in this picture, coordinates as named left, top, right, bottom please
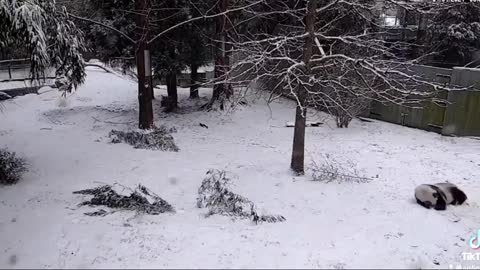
left=1, top=66, right=480, bottom=268
left=182, top=64, right=215, bottom=74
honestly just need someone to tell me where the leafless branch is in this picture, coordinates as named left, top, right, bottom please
left=67, top=12, right=136, bottom=44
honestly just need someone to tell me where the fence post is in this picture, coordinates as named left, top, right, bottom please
left=8, top=62, right=12, bottom=80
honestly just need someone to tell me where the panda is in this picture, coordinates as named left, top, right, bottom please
left=434, top=182, right=468, bottom=206
left=414, top=183, right=467, bottom=211
left=415, top=184, right=448, bottom=210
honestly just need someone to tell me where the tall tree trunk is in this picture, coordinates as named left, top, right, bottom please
left=165, top=70, right=178, bottom=112
left=190, top=64, right=199, bottom=99
left=164, top=45, right=178, bottom=112
left=290, top=0, right=316, bottom=175
left=135, top=0, right=154, bottom=129
left=207, top=0, right=231, bottom=109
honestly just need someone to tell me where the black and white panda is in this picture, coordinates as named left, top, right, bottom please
left=414, top=183, right=467, bottom=211
left=415, top=184, right=448, bottom=210
left=434, top=182, right=468, bottom=206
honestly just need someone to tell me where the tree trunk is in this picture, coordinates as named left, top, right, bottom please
left=290, top=0, right=316, bottom=175
left=165, top=70, right=178, bottom=112
left=190, top=64, right=199, bottom=99
left=207, top=0, right=232, bottom=109
left=135, top=0, right=154, bottom=129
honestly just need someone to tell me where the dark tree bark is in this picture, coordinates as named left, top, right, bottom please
left=166, top=44, right=178, bottom=110
left=190, top=64, right=199, bottom=99
left=165, top=70, right=178, bottom=112
left=135, top=0, right=154, bottom=129
left=206, top=0, right=232, bottom=109
left=290, top=0, right=317, bottom=175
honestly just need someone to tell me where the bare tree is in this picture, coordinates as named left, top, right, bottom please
left=223, top=0, right=456, bottom=174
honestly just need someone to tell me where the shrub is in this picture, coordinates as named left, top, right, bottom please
left=0, top=149, right=27, bottom=185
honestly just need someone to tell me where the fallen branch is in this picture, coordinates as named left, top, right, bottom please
left=85, top=64, right=113, bottom=73
left=0, top=91, right=12, bottom=100
left=73, top=183, right=175, bottom=216
left=109, top=126, right=179, bottom=151
left=311, top=154, right=372, bottom=183
left=197, top=169, right=286, bottom=224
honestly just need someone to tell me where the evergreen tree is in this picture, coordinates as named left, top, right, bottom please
left=426, top=2, right=480, bottom=67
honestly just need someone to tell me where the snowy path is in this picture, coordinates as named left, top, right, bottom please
left=1, top=67, right=480, bottom=269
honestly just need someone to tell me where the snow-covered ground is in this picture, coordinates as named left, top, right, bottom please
left=1, top=67, right=480, bottom=269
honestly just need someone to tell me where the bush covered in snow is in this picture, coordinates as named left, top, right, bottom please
left=197, top=169, right=285, bottom=224
left=109, top=126, right=179, bottom=151
left=0, top=149, right=27, bottom=185
left=311, top=154, right=371, bottom=183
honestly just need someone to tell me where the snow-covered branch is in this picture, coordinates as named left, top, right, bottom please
left=205, top=0, right=463, bottom=126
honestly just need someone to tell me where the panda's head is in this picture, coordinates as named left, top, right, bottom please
left=414, top=184, right=447, bottom=211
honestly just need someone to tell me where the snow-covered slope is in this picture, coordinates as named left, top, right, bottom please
left=1, top=67, right=479, bottom=269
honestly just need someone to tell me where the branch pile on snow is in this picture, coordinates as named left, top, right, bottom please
left=73, top=184, right=175, bottom=216
left=0, top=148, right=27, bottom=185
left=109, top=126, right=179, bottom=151
left=0, top=91, right=12, bottom=101
left=311, top=154, right=371, bottom=183
left=197, top=169, right=286, bottom=224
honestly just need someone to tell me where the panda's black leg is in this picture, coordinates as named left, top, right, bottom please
left=434, top=196, right=447, bottom=211
left=416, top=198, right=432, bottom=209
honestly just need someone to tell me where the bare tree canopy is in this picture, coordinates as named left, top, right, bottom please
left=210, top=0, right=469, bottom=173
